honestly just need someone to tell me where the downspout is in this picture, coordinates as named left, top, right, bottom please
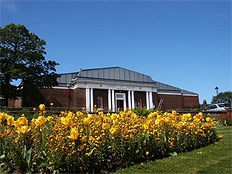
left=67, top=84, right=71, bottom=107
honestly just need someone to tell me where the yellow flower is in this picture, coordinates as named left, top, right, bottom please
left=61, top=116, right=73, bottom=126
left=102, top=123, right=110, bottom=130
left=47, top=116, right=53, bottom=121
left=0, top=113, right=7, bottom=122
left=76, top=111, right=83, bottom=117
left=206, top=117, right=211, bottom=122
left=218, top=134, right=224, bottom=139
left=110, top=127, right=119, bottom=136
left=16, top=117, right=28, bottom=126
left=81, top=136, right=87, bottom=143
left=39, top=104, right=46, bottom=111
left=148, top=112, right=158, bottom=118
left=7, top=116, right=14, bottom=126
left=111, top=114, right=118, bottom=120
left=155, top=119, right=160, bottom=126
left=21, top=126, right=30, bottom=134
left=143, top=123, right=149, bottom=129
left=35, top=116, right=47, bottom=127
left=83, top=117, right=91, bottom=125
left=172, top=110, right=177, bottom=115
left=146, top=151, right=149, bottom=155
left=33, top=108, right=36, bottom=111
left=69, top=127, right=79, bottom=141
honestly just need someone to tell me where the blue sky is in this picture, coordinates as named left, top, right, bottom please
left=1, top=0, right=231, bottom=104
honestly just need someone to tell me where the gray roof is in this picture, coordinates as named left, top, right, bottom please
left=57, top=72, right=79, bottom=86
left=56, top=67, right=197, bottom=95
left=77, top=67, right=153, bottom=82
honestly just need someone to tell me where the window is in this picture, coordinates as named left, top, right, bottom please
left=135, top=99, right=142, bottom=107
left=208, top=105, right=217, bottom=109
left=116, top=94, right=124, bottom=100
left=97, top=96, right=103, bottom=109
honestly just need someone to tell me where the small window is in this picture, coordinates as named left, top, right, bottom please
left=218, top=104, right=226, bottom=107
left=208, top=105, right=217, bottom=109
left=135, top=99, right=142, bottom=107
left=97, top=96, right=103, bottom=109
left=116, top=94, right=124, bottom=99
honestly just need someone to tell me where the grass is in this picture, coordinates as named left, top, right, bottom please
left=116, top=126, right=232, bottom=174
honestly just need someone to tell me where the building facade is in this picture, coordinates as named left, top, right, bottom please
left=25, top=67, right=199, bottom=111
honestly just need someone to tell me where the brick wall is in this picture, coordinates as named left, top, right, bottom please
left=183, top=95, right=199, bottom=108
left=72, top=88, right=86, bottom=108
left=157, top=94, right=183, bottom=110
left=23, top=87, right=86, bottom=107
left=156, top=93, right=199, bottom=110
left=40, top=88, right=70, bottom=107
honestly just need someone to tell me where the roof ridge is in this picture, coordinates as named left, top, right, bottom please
left=82, top=66, right=120, bottom=71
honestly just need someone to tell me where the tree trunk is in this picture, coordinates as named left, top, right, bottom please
left=4, top=75, right=10, bottom=107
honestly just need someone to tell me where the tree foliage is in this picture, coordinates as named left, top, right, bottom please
left=0, top=23, right=59, bottom=105
left=211, top=91, right=232, bottom=104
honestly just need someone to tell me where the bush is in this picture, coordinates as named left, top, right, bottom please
left=132, top=106, right=154, bottom=117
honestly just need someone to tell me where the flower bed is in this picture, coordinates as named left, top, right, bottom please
left=0, top=107, right=221, bottom=173
left=216, top=112, right=232, bottom=126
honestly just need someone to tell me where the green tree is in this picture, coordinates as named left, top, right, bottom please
left=211, top=91, right=232, bottom=104
left=0, top=23, right=59, bottom=106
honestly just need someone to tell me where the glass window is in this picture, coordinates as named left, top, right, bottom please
left=97, top=97, right=103, bottom=109
left=135, top=99, right=142, bottom=107
left=218, top=104, right=225, bottom=107
left=116, top=94, right=124, bottom=99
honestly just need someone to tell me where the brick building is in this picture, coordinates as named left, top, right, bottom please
left=25, top=67, right=199, bottom=111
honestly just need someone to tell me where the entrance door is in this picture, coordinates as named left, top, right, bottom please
left=115, top=93, right=126, bottom=111
left=117, top=100, right=124, bottom=111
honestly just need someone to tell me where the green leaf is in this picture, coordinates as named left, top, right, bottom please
left=23, top=145, right=27, bottom=159
left=0, top=154, right=5, bottom=160
left=163, top=134, right=167, bottom=142
left=38, top=163, right=47, bottom=169
left=26, top=148, right=32, bottom=167
left=169, top=152, right=178, bottom=157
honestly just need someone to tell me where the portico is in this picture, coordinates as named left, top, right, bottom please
left=84, top=85, right=154, bottom=112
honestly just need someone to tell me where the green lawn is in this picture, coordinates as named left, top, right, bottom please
left=116, top=126, right=232, bottom=174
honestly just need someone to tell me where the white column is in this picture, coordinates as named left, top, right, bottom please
left=146, top=91, right=149, bottom=109
left=128, top=91, right=131, bottom=109
left=149, top=91, right=153, bottom=109
left=90, top=88, right=94, bottom=112
left=124, top=94, right=127, bottom=110
left=108, top=89, right=112, bottom=111
left=86, top=88, right=90, bottom=112
left=131, top=91, right=135, bottom=109
left=112, top=89, right=115, bottom=112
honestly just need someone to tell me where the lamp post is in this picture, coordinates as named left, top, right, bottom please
left=215, top=86, right=219, bottom=96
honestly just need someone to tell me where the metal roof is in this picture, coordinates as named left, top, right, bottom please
left=77, top=67, right=153, bottom=83
left=56, top=67, right=197, bottom=95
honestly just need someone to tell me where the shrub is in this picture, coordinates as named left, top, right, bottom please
left=132, top=106, right=154, bottom=117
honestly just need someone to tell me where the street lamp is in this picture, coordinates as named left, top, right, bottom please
left=215, top=86, right=219, bottom=96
